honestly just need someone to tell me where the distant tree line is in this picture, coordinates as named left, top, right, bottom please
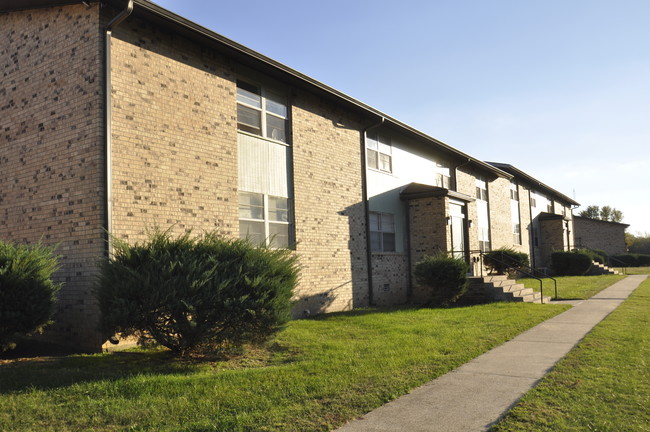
left=578, top=205, right=624, bottom=223
left=626, top=232, right=650, bottom=255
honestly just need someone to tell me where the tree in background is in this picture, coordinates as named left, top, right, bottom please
left=626, top=232, right=650, bottom=254
left=578, top=205, right=624, bottom=223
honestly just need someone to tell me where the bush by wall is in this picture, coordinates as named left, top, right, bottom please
left=96, top=230, right=299, bottom=356
left=483, top=248, right=529, bottom=275
left=0, top=241, right=61, bottom=351
left=551, top=251, right=592, bottom=276
left=414, top=253, right=469, bottom=306
left=576, top=248, right=606, bottom=264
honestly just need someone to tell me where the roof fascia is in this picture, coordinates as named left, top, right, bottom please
left=486, top=161, right=579, bottom=206
left=111, top=0, right=510, bottom=179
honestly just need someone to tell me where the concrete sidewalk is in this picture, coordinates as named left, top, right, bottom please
left=336, top=275, right=647, bottom=432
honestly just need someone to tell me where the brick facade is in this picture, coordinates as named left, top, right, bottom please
left=574, top=216, right=628, bottom=256
left=2, top=2, right=583, bottom=350
left=291, top=90, right=369, bottom=314
left=0, top=4, right=106, bottom=349
left=110, top=16, right=239, bottom=241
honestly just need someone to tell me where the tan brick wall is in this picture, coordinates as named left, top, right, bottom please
left=407, top=195, right=450, bottom=302
left=540, top=217, right=566, bottom=267
left=291, top=91, right=369, bottom=314
left=0, top=4, right=105, bottom=349
left=109, top=17, right=239, bottom=242
left=574, top=217, right=627, bottom=256
left=487, top=176, right=513, bottom=250
left=371, top=253, right=409, bottom=306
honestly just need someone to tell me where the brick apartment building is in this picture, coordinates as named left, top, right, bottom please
left=1, top=0, right=580, bottom=350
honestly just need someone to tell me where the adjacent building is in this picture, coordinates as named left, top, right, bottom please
left=573, top=216, right=629, bottom=256
left=2, top=0, right=584, bottom=350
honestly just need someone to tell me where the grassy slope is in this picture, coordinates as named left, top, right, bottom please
left=492, top=277, right=650, bottom=431
left=518, top=275, right=625, bottom=300
left=0, top=303, right=568, bottom=432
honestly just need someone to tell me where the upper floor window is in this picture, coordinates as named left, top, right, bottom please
left=237, top=80, right=288, bottom=143
left=547, top=201, right=553, bottom=213
left=435, top=162, right=450, bottom=189
left=475, top=177, right=488, bottom=201
left=510, top=181, right=519, bottom=201
left=366, top=133, right=392, bottom=173
left=369, top=211, right=395, bottom=252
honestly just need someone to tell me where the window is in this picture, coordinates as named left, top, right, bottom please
left=510, top=181, right=519, bottom=201
left=475, top=178, right=488, bottom=201
left=510, top=181, right=521, bottom=244
left=366, top=133, right=392, bottom=173
left=435, top=162, right=450, bottom=188
left=513, top=223, right=521, bottom=245
left=237, top=80, right=288, bottom=143
left=547, top=201, right=553, bottom=213
left=369, top=212, right=396, bottom=252
left=478, top=227, right=491, bottom=252
left=239, top=191, right=290, bottom=248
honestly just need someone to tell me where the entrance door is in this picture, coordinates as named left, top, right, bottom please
left=449, top=201, right=468, bottom=262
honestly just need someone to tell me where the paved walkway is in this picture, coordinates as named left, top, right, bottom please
left=336, top=275, right=647, bottom=432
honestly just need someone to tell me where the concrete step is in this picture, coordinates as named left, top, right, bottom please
left=482, top=275, right=508, bottom=283
left=502, top=283, right=526, bottom=293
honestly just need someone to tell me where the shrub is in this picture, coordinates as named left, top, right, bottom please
left=551, top=251, right=592, bottom=276
left=576, top=248, right=606, bottom=264
left=610, top=253, right=650, bottom=267
left=97, top=230, right=299, bottom=356
left=414, top=253, right=469, bottom=306
left=610, top=254, right=637, bottom=267
left=483, top=248, right=529, bottom=275
left=636, top=254, right=650, bottom=266
left=0, top=241, right=61, bottom=352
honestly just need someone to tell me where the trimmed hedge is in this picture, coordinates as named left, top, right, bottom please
left=414, top=253, right=469, bottom=306
left=551, top=251, right=592, bottom=276
left=97, top=230, right=299, bottom=356
left=483, top=248, right=529, bottom=275
left=576, top=248, right=606, bottom=265
left=610, top=253, right=650, bottom=267
left=0, top=241, right=61, bottom=351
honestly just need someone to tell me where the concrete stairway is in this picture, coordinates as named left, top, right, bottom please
left=587, top=261, right=620, bottom=275
left=463, top=275, right=551, bottom=304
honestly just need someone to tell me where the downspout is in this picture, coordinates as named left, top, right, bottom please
left=104, top=0, right=134, bottom=255
left=361, top=116, right=385, bottom=307
left=453, top=158, right=471, bottom=192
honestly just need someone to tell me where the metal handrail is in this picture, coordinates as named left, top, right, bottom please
left=469, top=250, right=558, bottom=303
left=606, top=255, right=628, bottom=275
left=576, top=247, right=628, bottom=275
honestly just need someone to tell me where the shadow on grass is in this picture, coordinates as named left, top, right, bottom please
left=0, top=340, right=296, bottom=395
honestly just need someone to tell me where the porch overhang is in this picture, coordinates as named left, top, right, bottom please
left=399, top=183, right=475, bottom=202
left=538, top=212, right=571, bottom=222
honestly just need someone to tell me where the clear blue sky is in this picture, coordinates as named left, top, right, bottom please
left=153, top=0, right=650, bottom=235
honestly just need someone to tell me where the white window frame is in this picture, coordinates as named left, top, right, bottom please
left=366, top=133, right=392, bottom=174
left=369, top=211, right=396, bottom=252
left=236, top=79, right=288, bottom=144
left=513, top=223, right=521, bottom=245
left=239, top=191, right=291, bottom=248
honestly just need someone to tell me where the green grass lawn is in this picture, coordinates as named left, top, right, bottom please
left=614, top=266, right=650, bottom=275
left=0, top=302, right=569, bottom=432
left=492, top=276, right=650, bottom=431
left=518, top=274, right=626, bottom=300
